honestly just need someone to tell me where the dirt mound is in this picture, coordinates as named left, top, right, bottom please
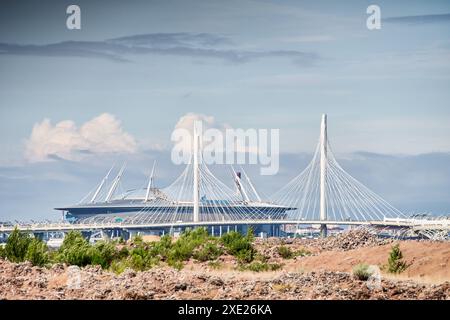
left=285, top=240, right=450, bottom=284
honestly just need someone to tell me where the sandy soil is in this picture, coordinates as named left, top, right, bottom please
left=282, top=241, right=450, bottom=284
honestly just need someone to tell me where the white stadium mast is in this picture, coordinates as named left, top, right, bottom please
left=320, top=114, right=328, bottom=237
left=193, top=124, right=200, bottom=223
left=90, top=165, right=115, bottom=203
left=144, top=160, right=157, bottom=202
left=105, top=163, right=126, bottom=202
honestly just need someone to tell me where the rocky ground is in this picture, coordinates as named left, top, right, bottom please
left=1, top=259, right=448, bottom=300
left=1, top=229, right=449, bottom=300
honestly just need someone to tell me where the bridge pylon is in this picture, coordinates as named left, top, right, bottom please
left=320, top=114, right=328, bottom=237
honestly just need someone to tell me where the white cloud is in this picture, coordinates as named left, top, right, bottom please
left=174, top=112, right=218, bottom=132
left=171, top=113, right=229, bottom=155
left=25, top=113, right=137, bottom=162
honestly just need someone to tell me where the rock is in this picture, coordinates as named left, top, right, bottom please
left=174, top=282, right=188, bottom=291
left=209, top=277, right=224, bottom=287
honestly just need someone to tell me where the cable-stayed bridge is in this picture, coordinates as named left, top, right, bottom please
left=1, top=115, right=449, bottom=240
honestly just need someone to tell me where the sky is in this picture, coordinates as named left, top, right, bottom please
left=0, top=0, right=450, bottom=220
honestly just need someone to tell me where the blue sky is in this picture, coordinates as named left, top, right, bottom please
left=0, top=0, right=450, bottom=220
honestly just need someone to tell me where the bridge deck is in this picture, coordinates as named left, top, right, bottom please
left=1, top=219, right=448, bottom=233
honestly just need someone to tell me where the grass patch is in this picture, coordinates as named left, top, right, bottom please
left=241, top=261, right=283, bottom=272
left=277, top=246, right=294, bottom=259
left=352, top=263, right=372, bottom=281
left=276, top=246, right=311, bottom=259
left=294, top=248, right=312, bottom=257
left=207, top=261, right=222, bottom=270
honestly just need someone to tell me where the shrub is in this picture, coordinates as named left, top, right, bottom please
left=295, top=248, right=312, bottom=257
left=352, top=263, right=372, bottom=281
left=243, top=261, right=282, bottom=272
left=117, top=246, right=129, bottom=259
left=166, top=227, right=212, bottom=264
left=168, top=240, right=194, bottom=263
left=0, top=244, right=5, bottom=259
left=193, top=242, right=223, bottom=262
left=246, top=226, right=255, bottom=242
left=387, top=244, right=407, bottom=274
left=128, top=245, right=159, bottom=271
left=269, top=263, right=283, bottom=271
left=4, top=228, right=32, bottom=263
left=254, top=252, right=268, bottom=263
left=149, top=234, right=172, bottom=258
left=25, top=238, right=49, bottom=266
left=3, top=229, right=50, bottom=266
left=56, top=231, right=93, bottom=266
left=128, top=252, right=146, bottom=271
left=277, top=246, right=293, bottom=259
left=110, top=259, right=128, bottom=274
left=245, top=261, right=269, bottom=272
left=131, top=234, right=144, bottom=245
left=220, top=231, right=255, bottom=263
left=90, top=241, right=117, bottom=269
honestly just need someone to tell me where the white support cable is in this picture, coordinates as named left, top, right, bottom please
left=270, top=115, right=405, bottom=224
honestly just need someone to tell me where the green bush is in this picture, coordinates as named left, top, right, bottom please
left=131, top=234, right=144, bottom=245
left=165, top=228, right=212, bottom=265
left=127, top=247, right=156, bottom=271
left=56, top=231, right=93, bottom=267
left=4, top=228, right=32, bottom=263
left=254, top=252, right=268, bottom=263
left=220, top=231, right=255, bottom=263
left=193, top=242, right=223, bottom=262
left=246, top=261, right=268, bottom=272
left=246, top=226, right=255, bottom=242
left=295, top=248, right=312, bottom=257
left=117, top=246, right=129, bottom=259
left=269, top=263, right=282, bottom=271
left=25, top=238, right=49, bottom=267
left=352, top=263, right=372, bottom=280
left=243, top=261, right=282, bottom=272
left=387, top=244, right=407, bottom=274
left=2, top=228, right=49, bottom=266
left=149, top=234, right=172, bottom=258
left=168, top=241, right=193, bottom=263
left=90, top=241, right=117, bottom=269
left=277, top=246, right=293, bottom=259
left=110, top=259, right=128, bottom=274
left=0, top=244, right=5, bottom=259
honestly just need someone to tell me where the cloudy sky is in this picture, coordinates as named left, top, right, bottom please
left=1, top=0, right=450, bottom=220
